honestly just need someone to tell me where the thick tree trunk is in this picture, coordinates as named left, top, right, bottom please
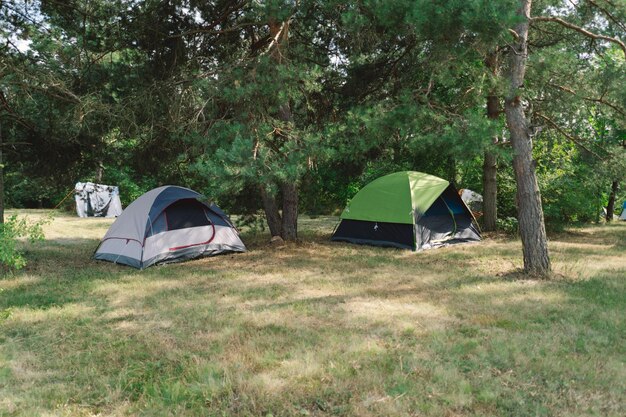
left=482, top=52, right=500, bottom=232
left=260, top=185, right=283, bottom=237
left=606, top=180, right=618, bottom=222
left=504, top=0, right=551, bottom=276
left=280, top=182, right=298, bottom=241
left=267, top=18, right=298, bottom=241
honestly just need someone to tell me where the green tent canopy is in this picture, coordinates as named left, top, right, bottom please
left=332, top=171, right=481, bottom=250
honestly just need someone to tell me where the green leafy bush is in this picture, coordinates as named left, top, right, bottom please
left=496, top=217, right=519, bottom=236
left=233, top=213, right=266, bottom=234
left=0, top=215, right=47, bottom=271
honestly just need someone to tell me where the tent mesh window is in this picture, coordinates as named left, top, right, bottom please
left=164, top=199, right=212, bottom=231
left=150, top=199, right=212, bottom=235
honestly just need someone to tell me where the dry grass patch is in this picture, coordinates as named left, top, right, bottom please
left=0, top=210, right=625, bottom=416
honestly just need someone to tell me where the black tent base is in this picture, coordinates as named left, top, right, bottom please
left=331, top=235, right=480, bottom=252
left=331, top=219, right=415, bottom=250
left=331, top=236, right=414, bottom=250
left=331, top=218, right=481, bottom=251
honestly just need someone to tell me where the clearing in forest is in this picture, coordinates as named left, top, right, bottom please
left=1, top=210, right=624, bottom=416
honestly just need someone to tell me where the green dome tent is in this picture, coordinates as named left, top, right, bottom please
left=331, top=171, right=481, bottom=250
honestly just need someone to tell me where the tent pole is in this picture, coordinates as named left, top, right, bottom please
left=441, top=197, right=458, bottom=235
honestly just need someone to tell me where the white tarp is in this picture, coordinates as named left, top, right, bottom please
left=620, top=202, right=626, bottom=221
left=75, top=182, right=123, bottom=218
left=601, top=207, right=619, bottom=221
left=460, top=189, right=483, bottom=213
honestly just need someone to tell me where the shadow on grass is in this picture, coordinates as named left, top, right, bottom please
left=550, top=222, right=626, bottom=247
left=1, top=220, right=624, bottom=416
left=1, top=238, right=139, bottom=310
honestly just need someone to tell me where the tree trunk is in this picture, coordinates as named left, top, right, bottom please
left=447, top=156, right=456, bottom=187
left=482, top=52, right=500, bottom=232
left=606, top=180, right=618, bottom=222
left=504, top=0, right=551, bottom=276
left=267, top=17, right=298, bottom=241
left=281, top=181, right=298, bottom=241
left=95, top=159, right=104, bottom=183
left=260, top=185, right=283, bottom=237
left=482, top=152, right=497, bottom=231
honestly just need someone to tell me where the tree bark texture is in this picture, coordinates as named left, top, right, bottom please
left=482, top=152, right=497, bottom=231
left=280, top=182, right=298, bottom=241
left=605, top=180, right=618, bottom=222
left=260, top=185, right=283, bottom=237
left=95, top=159, right=104, bottom=183
left=504, top=0, right=551, bottom=276
left=482, top=52, right=500, bottom=232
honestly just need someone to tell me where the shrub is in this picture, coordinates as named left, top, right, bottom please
left=496, top=216, right=519, bottom=236
left=0, top=215, right=47, bottom=271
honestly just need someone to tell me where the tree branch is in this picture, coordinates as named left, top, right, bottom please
left=508, top=28, right=520, bottom=40
left=0, top=91, right=36, bottom=131
left=531, top=15, right=626, bottom=57
left=547, top=83, right=626, bottom=116
left=586, top=0, right=626, bottom=32
left=169, top=22, right=260, bottom=39
left=535, top=112, right=606, bottom=160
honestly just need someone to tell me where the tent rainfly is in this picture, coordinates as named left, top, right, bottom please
left=94, top=186, right=246, bottom=269
left=331, top=171, right=481, bottom=250
left=620, top=201, right=626, bottom=221
left=75, top=182, right=123, bottom=217
left=459, top=188, right=483, bottom=216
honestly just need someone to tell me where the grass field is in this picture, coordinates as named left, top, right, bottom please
left=1, top=210, right=625, bottom=417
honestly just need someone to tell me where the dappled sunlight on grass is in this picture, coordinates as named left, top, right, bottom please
left=8, top=209, right=115, bottom=242
left=94, top=276, right=189, bottom=308
left=342, top=298, right=453, bottom=333
left=1, top=211, right=625, bottom=416
left=11, top=302, right=95, bottom=324
left=0, top=274, right=42, bottom=290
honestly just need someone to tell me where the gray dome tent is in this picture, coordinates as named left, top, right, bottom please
left=94, top=186, right=246, bottom=269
